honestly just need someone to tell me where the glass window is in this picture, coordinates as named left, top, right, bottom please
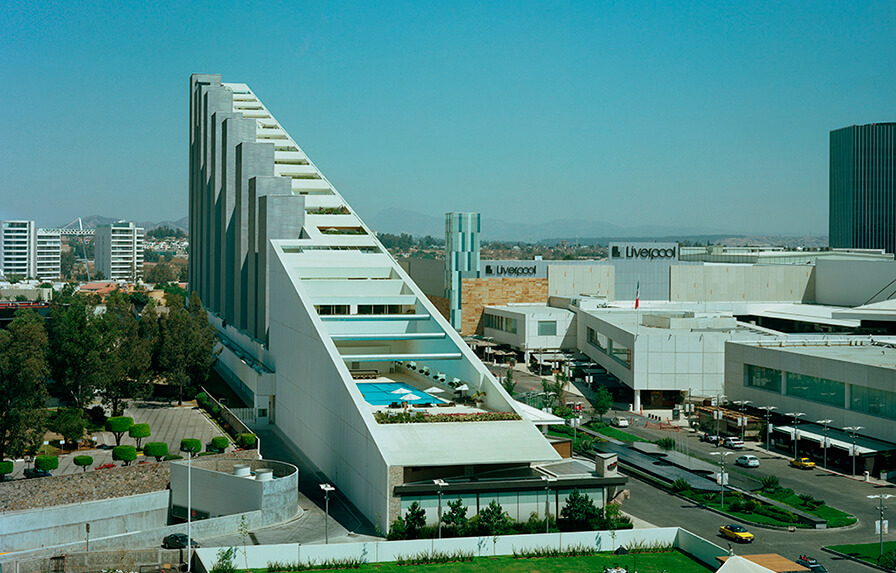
left=537, top=320, right=557, bottom=336
left=745, top=365, right=782, bottom=393
left=785, top=373, right=845, bottom=407
left=851, top=386, right=896, bottom=419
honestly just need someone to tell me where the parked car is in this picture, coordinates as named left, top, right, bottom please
left=790, top=457, right=816, bottom=469
left=23, top=467, right=52, bottom=479
left=162, top=533, right=200, bottom=549
left=796, top=556, right=828, bottom=573
left=736, top=454, right=760, bottom=468
left=611, top=416, right=630, bottom=428
left=701, top=433, right=722, bottom=445
left=724, top=437, right=745, bottom=449
left=719, top=524, right=754, bottom=543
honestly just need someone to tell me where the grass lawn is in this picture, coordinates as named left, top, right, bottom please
left=247, top=550, right=712, bottom=573
left=585, top=421, right=650, bottom=443
left=827, top=540, right=896, bottom=566
left=759, top=490, right=857, bottom=528
left=679, top=491, right=809, bottom=528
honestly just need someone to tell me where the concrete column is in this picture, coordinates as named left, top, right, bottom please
left=200, top=85, right=233, bottom=308
left=188, top=74, right=220, bottom=292
left=633, top=390, right=641, bottom=413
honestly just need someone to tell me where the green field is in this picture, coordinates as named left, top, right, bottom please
left=248, top=550, right=712, bottom=573
left=760, top=489, right=857, bottom=528
left=678, top=489, right=855, bottom=529
left=827, top=540, right=896, bottom=566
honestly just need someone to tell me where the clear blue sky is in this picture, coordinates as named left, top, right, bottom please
left=2, top=1, right=893, bottom=235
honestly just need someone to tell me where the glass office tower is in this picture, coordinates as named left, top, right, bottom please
left=445, top=212, right=480, bottom=330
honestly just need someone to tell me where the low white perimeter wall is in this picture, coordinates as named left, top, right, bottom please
left=195, top=527, right=725, bottom=572
left=0, top=491, right=169, bottom=553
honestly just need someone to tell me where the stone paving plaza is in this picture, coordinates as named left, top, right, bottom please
left=5, top=400, right=229, bottom=480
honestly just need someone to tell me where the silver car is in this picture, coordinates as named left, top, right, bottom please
left=735, top=454, right=759, bottom=468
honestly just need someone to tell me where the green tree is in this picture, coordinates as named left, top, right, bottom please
left=112, top=445, right=137, bottom=466
left=0, top=309, right=50, bottom=461
left=143, top=441, right=169, bottom=461
left=474, top=499, right=513, bottom=535
left=129, top=423, right=151, bottom=449
left=541, top=375, right=565, bottom=409
left=0, top=460, right=13, bottom=480
left=180, top=438, right=202, bottom=455
left=34, top=455, right=59, bottom=472
left=100, top=292, right=153, bottom=415
left=158, top=293, right=218, bottom=405
left=559, top=489, right=600, bottom=531
left=186, top=293, right=219, bottom=390
left=441, top=498, right=468, bottom=534
left=404, top=501, right=426, bottom=536
left=655, top=437, right=676, bottom=451
left=502, top=367, right=515, bottom=396
left=73, top=455, right=93, bottom=472
left=592, top=385, right=613, bottom=421
left=51, top=408, right=85, bottom=446
left=60, top=249, right=77, bottom=278
left=49, top=296, right=106, bottom=408
left=105, top=416, right=134, bottom=446
left=145, top=262, right=176, bottom=284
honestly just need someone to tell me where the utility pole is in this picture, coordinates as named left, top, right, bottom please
left=759, top=406, right=777, bottom=452
left=845, top=426, right=865, bottom=476
left=816, top=419, right=832, bottom=469
left=711, top=452, right=732, bottom=508
left=785, top=412, right=805, bottom=459
left=868, top=495, right=894, bottom=563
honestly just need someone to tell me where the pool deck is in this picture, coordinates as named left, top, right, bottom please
left=356, top=372, right=488, bottom=415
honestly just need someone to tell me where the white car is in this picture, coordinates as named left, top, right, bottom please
left=724, top=437, right=745, bottom=449
left=736, top=454, right=760, bottom=468
left=611, top=416, right=630, bottom=427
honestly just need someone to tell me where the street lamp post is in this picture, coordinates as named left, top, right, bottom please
left=179, top=441, right=198, bottom=572
left=710, top=452, right=733, bottom=508
left=542, top=476, right=556, bottom=533
left=845, top=426, right=865, bottom=476
left=868, top=495, right=894, bottom=563
left=785, top=412, right=805, bottom=459
left=320, top=483, right=335, bottom=544
left=733, top=400, right=752, bottom=441
left=759, top=406, right=777, bottom=452
left=816, top=419, right=832, bottom=469
left=433, top=479, right=447, bottom=539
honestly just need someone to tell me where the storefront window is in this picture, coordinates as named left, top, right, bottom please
left=851, top=386, right=896, bottom=420
left=744, top=365, right=782, bottom=393
left=785, top=373, right=845, bottom=407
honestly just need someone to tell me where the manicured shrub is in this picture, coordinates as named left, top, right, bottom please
left=112, top=445, right=137, bottom=466
left=144, top=442, right=169, bottom=461
left=670, top=478, right=691, bottom=493
left=211, top=404, right=221, bottom=416
left=238, top=433, right=257, bottom=448
left=195, top=392, right=208, bottom=406
left=163, top=454, right=184, bottom=461
left=180, top=438, right=202, bottom=455
left=105, top=416, right=134, bottom=446
left=35, top=455, right=59, bottom=472
left=655, top=437, right=676, bottom=451
left=760, top=475, right=780, bottom=492
left=0, top=461, right=13, bottom=480
left=208, top=436, right=229, bottom=452
left=881, top=550, right=896, bottom=570
left=73, top=455, right=93, bottom=472
left=129, top=423, right=151, bottom=448
left=743, top=500, right=758, bottom=513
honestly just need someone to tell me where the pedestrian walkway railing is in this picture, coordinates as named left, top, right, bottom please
left=200, top=386, right=260, bottom=453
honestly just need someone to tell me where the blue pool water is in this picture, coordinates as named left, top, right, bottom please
left=357, top=382, right=442, bottom=406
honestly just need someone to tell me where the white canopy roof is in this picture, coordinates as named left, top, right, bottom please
left=513, top=400, right=566, bottom=426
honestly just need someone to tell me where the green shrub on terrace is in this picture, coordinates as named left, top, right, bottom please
left=0, top=460, right=13, bottom=480
left=144, top=442, right=169, bottom=461
left=238, top=433, right=257, bottom=448
left=209, top=436, right=229, bottom=452
left=195, top=392, right=208, bottom=405
left=73, top=455, right=93, bottom=471
left=35, top=455, right=59, bottom=472
left=180, top=438, right=202, bottom=455
left=164, top=454, right=183, bottom=461
left=112, top=445, right=137, bottom=466
left=129, top=423, right=151, bottom=448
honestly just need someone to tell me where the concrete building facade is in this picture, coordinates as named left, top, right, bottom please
left=830, top=123, right=896, bottom=254
left=94, top=222, right=144, bottom=281
left=0, top=220, right=61, bottom=280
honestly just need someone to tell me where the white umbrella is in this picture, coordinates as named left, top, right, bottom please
left=424, top=386, right=445, bottom=394
left=391, top=388, right=413, bottom=394
left=455, top=384, right=469, bottom=392
left=401, top=393, right=420, bottom=401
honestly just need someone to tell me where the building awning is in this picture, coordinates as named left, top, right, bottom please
left=773, top=425, right=886, bottom=455
left=513, top=400, right=566, bottom=426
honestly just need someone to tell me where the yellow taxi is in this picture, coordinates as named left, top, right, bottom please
left=720, top=524, right=755, bottom=543
left=790, top=457, right=816, bottom=469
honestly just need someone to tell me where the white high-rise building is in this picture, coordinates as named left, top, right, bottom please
left=0, top=220, right=61, bottom=280
left=95, top=222, right=144, bottom=281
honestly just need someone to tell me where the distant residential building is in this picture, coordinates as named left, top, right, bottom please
left=95, top=222, right=144, bottom=281
left=0, top=220, right=61, bottom=280
left=830, top=123, right=896, bottom=254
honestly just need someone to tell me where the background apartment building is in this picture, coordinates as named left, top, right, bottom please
left=95, top=222, right=144, bottom=281
left=0, top=220, right=61, bottom=280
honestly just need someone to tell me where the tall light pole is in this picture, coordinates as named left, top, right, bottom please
left=816, top=419, right=832, bottom=469
left=845, top=426, right=865, bottom=476
left=785, top=412, right=805, bottom=459
left=868, top=494, right=894, bottom=562
left=759, top=406, right=777, bottom=452
left=710, top=451, right=733, bottom=508
left=733, top=400, right=752, bottom=441
left=320, top=483, right=335, bottom=544
left=542, top=476, right=556, bottom=533
left=433, top=479, right=447, bottom=539
left=180, top=440, right=198, bottom=572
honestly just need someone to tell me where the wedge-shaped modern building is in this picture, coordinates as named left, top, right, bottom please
left=189, top=75, right=623, bottom=533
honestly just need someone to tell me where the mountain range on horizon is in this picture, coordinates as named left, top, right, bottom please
left=63, top=210, right=827, bottom=245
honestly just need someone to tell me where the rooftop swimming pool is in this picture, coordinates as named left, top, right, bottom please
left=356, top=382, right=443, bottom=406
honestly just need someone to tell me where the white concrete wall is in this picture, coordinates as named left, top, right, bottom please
left=169, top=463, right=264, bottom=518
left=548, top=265, right=614, bottom=299
left=483, top=306, right=576, bottom=351
left=670, top=264, right=815, bottom=303
left=815, top=259, right=896, bottom=306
